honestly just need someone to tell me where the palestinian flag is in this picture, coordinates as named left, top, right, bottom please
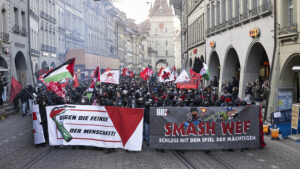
left=43, top=58, right=75, bottom=82
left=200, top=63, right=210, bottom=80
left=192, top=57, right=203, bottom=73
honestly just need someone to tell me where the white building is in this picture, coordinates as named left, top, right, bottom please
left=205, top=0, right=274, bottom=98
left=147, top=0, right=176, bottom=70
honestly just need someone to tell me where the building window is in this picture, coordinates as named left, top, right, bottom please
left=207, top=5, right=210, bottom=29
left=251, top=0, right=258, bottom=10
left=1, top=9, right=7, bottom=33
left=235, top=0, right=240, bottom=18
left=14, top=7, right=18, bottom=26
left=211, top=3, right=215, bottom=27
left=216, top=0, right=220, bottom=25
left=166, top=50, right=168, bottom=56
left=165, top=40, right=168, bottom=46
left=21, top=11, right=25, bottom=28
left=288, top=0, right=294, bottom=25
left=228, top=0, right=232, bottom=20
left=222, top=0, right=226, bottom=23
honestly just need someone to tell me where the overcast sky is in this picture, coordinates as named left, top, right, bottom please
left=113, top=0, right=155, bottom=24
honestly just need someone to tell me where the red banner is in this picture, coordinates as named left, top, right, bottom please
left=176, top=79, right=199, bottom=89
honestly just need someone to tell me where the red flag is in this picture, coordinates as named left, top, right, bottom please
left=122, top=68, right=134, bottom=78
left=91, top=66, right=100, bottom=82
left=122, top=68, right=128, bottom=76
left=190, top=69, right=201, bottom=80
left=140, top=68, right=150, bottom=81
left=59, top=79, right=69, bottom=89
left=172, top=66, right=176, bottom=72
left=73, top=74, right=79, bottom=88
left=158, top=67, right=164, bottom=76
left=9, top=77, right=23, bottom=102
left=39, top=75, right=66, bottom=100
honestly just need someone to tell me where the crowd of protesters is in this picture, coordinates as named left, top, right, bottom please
left=8, top=72, right=269, bottom=153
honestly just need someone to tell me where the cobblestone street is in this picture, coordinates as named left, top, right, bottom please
left=0, top=113, right=300, bottom=169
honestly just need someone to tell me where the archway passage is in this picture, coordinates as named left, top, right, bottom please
left=208, top=51, right=220, bottom=81
left=42, top=61, right=48, bottom=69
left=244, top=42, right=270, bottom=86
left=50, top=62, right=56, bottom=69
left=222, top=48, right=241, bottom=87
left=155, top=59, right=168, bottom=71
left=281, top=54, right=300, bottom=103
left=15, top=51, right=27, bottom=85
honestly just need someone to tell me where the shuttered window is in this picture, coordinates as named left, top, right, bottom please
left=228, top=0, right=232, bottom=20
left=222, top=0, right=226, bottom=23
left=212, top=3, right=215, bottom=27
left=207, top=5, right=210, bottom=29
left=235, top=0, right=240, bottom=18
left=216, top=0, right=220, bottom=25
left=288, top=0, right=294, bottom=25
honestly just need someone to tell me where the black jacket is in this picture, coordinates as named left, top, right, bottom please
left=19, top=90, right=28, bottom=103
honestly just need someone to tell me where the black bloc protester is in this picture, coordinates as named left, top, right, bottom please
left=150, top=105, right=260, bottom=150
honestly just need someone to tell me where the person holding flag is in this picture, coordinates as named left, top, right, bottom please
left=86, top=66, right=101, bottom=102
left=39, top=58, right=76, bottom=100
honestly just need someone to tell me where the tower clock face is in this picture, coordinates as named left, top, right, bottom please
left=159, top=23, right=164, bottom=29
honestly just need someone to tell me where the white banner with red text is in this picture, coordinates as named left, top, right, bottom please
left=46, top=105, right=144, bottom=151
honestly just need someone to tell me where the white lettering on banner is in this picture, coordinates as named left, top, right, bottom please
left=157, top=109, right=168, bottom=116
left=46, top=105, right=143, bottom=151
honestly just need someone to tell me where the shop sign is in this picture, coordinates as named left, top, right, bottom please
left=51, top=54, right=56, bottom=58
left=210, top=41, right=216, bottom=48
left=31, top=58, right=37, bottom=63
left=42, top=52, right=49, bottom=57
left=291, top=104, right=300, bottom=129
left=249, top=28, right=260, bottom=38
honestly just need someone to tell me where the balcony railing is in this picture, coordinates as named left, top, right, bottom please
left=13, top=25, right=21, bottom=33
left=21, top=27, right=27, bottom=36
left=41, top=44, right=47, bottom=51
left=0, top=32, right=9, bottom=41
left=206, top=1, right=272, bottom=37
left=227, top=19, right=233, bottom=26
left=278, top=23, right=298, bottom=35
left=233, top=16, right=240, bottom=24
left=40, top=11, right=46, bottom=18
left=249, top=8, right=258, bottom=17
left=240, top=11, right=249, bottom=21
